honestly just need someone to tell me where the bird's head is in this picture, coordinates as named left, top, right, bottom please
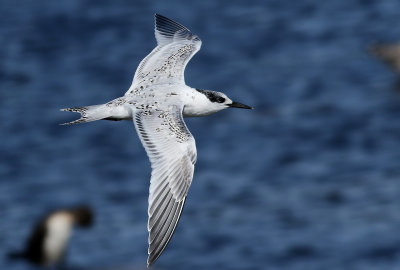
left=70, top=206, right=94, bottom=228
left=196, top=89, right=253, bottom=113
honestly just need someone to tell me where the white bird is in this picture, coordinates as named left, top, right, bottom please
left=61, top=14, right=252, bottom=266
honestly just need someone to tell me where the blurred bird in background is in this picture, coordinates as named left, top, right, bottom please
left=8, top=206, right=93, bottom=267
left=2, top=1, right=400, bottom=269
left=369, top=43, right=400, bottom=73
left=369, top=42, right=400, bottom=91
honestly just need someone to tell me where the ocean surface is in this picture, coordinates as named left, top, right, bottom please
left=1, top=1, right=400, bottom=270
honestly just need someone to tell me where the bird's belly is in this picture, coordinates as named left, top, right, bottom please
left=108, top=105, right=133, bottom=120
left=43, top=214, right=73, bottom=265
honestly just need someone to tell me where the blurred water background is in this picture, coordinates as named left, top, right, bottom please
left=1, top=0, right=400, bottom=269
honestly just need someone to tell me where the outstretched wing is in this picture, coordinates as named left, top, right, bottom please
left=125, top=14, right=202, bottom=94
left=132, top=105, right=197, bottom=266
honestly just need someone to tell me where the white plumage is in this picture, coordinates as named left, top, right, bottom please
left=61, top=14, right=252, bottom=266
left=43, top=212, right=74, bottom=265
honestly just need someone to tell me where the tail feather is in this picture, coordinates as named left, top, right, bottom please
left=60, top=105, right=107, bottom=125
left=60, top=107, right=90, bottom=125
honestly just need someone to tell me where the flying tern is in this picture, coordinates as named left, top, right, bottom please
left=61, top=14, right=252, bottom=266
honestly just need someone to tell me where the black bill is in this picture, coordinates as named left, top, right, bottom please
left=228, top=101, right=253, bottom=109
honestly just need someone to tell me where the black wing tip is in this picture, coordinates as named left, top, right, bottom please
left=154, top=13, right=188, bottom=32
left=154, top=13, right=166, bottom=20
left=153, top=13, right=201, bottom=45
left=154, top=13, right=164, bottom=24
left=154, top=13, right=175, bottom=23
left=155, top=13, right=174, bottom=26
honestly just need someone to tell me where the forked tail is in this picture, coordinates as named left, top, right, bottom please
left=60, top=104, right=109, bottom=125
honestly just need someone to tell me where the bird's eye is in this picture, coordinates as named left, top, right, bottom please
left=217, top=97, right=225, bottom=103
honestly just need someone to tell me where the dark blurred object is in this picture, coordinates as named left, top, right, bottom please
left=8, top=205, right=93, bottom=267
left=369, top=43, right=400, bottom=73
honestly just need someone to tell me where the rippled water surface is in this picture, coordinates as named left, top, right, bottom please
left=1, top=1, right=400, bottom=270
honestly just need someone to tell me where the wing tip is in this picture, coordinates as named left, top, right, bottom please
left=154, top=14, right=195, bottom=44
left=146, top=198, right=186, bottom=267
left=154, top=13, right=165, bottom=20
left=155, top=14, right=184, bottom=29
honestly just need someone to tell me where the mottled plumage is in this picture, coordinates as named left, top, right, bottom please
left=61, top=14, right=252, bottom=266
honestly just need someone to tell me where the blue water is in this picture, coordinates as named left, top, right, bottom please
left=1, top=1, right=400, bottom=269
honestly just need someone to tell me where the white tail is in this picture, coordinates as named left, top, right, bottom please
left=60, top=104, right=110, bottom=125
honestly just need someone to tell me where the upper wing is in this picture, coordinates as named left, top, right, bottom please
left=125, top=14, right=202, bottom=94
left=132, top=105, right=197, bottom=266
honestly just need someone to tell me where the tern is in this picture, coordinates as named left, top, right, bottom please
left=61, top=14, right=252, bottom=266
